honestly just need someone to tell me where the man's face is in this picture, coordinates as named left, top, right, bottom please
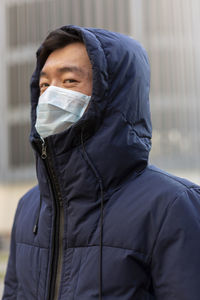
left=39, top=42, right=93, bottom=96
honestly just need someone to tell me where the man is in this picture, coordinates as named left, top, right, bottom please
left=3, top=25, right=200, bottom=300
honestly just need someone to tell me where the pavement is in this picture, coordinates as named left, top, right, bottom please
left=0, top=251, right=8, bottom=298
left=0, top=282, right=4, bottom=299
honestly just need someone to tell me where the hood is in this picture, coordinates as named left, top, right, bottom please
left=30, top=25, right=152, bottom=190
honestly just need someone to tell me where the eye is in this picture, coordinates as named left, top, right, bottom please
left=40, top=82, right=49, bottom=89
left=63, top=79, right=77, bottom=84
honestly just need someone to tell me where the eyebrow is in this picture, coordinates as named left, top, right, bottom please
left=39, top=66, right=85, bottom=78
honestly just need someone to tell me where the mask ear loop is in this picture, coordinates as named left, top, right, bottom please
left=81, top=129, right=104, bottom=300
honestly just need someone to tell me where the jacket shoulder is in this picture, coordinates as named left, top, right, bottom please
left=19, top=184, right=40, bottom=207
left=15, top=184, right=39, bottom=216
left=137, top=165, right=200, bottom=235
left=142, top=165, right=199, bottom=197
left=115, top=165, right=200, bottom=241
left=147, top=165, right=198, bottom=188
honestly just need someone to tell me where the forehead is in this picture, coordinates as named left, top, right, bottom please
left=41, top=42, right=92, bottom=74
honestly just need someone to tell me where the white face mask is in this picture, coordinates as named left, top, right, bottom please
left=35, top=86, right=91, bottom=138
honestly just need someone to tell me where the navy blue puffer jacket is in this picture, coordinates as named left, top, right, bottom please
left=3, top=26, right=200, bottom=300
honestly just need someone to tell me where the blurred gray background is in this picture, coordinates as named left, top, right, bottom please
left=0, top=0, right=200, bottom=295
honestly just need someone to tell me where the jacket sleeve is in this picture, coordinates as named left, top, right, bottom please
left=151, top=187, right=200, bottom=300
left=2, top=199, right=23, bottom=300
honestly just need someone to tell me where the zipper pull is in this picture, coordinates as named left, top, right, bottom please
left=41, top=138, right=47, bottom=159
left=33, top=224, right=38, bottom=235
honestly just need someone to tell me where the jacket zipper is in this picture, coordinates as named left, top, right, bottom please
left=39, top=138, right=64, bottom=300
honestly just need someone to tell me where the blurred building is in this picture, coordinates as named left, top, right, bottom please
left=146, top=0, right=200, bottom=175
left=0, top=0, right=199, bottom=232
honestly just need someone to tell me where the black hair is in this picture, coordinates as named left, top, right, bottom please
left=38, top=28, right=84, bottom=64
